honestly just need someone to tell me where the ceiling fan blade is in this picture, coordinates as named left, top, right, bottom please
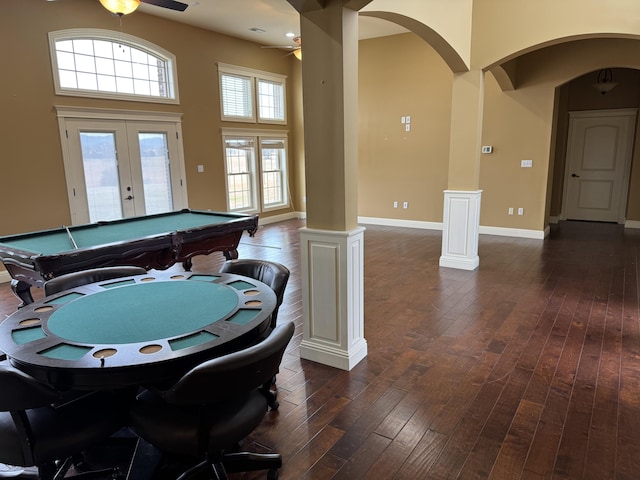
left=141, top=0, right=188, bottom=12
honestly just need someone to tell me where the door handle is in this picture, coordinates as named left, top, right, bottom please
left=571, top=173, right=580, bottom=178
left=125, top=195, right=134, bottom=200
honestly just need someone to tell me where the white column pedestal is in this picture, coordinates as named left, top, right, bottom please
left=299, top=226, right=367, bottom=370
left=439, top=190, right=482, bottom=271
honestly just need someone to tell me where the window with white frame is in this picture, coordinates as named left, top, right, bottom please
left=260, top=138, right=287, bottom=208
left=218, top=63, right=286, bottom=124
left=49, top=29, right=179, bottom=104
left=224, top=137, right=257, bottom=211
left=222, top=130, right=289, bottom=213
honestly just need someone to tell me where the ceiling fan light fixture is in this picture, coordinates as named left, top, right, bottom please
left=99, top=0, right=140, bottom=16
left=293, top=49, right=302, bottom=60
left=593, top=68, right=617, bottom=95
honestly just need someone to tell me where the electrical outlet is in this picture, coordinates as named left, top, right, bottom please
left=393, top=201, right=398, bottom=208
left=508, top=208, right=514, bottom=215
left=403, top=202, right=408, bottom=209
left=518, top=207, right=524, bottom=215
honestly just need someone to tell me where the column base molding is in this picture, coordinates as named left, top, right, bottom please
left=300, top=337, right=368, bottom=371
left=299, top=226, right=367, bottom=371
left=439, top=190, right=482, bottom=271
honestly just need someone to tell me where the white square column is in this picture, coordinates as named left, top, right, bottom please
left=439, top=190, right=482, bottom=271
left=299, top=226, right=367, bottom=370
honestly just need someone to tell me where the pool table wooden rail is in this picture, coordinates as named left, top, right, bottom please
left=0, top=209, right=259, bottom=306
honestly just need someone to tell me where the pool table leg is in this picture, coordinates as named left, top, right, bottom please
left=224, top=248, right=239, bottom=261
left=179, top=247, right=239, bottom=270
left=10, top=279, right=34, bottom=308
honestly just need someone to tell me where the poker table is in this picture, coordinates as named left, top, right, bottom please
left=0, top=209, right=258, bottom=306
left=0, top=270, right=276, bottom=390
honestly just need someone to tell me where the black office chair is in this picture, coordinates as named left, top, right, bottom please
left=219, top=259, right=290, bottom=408
left=43, top=266, right=148, bottom=296
left=219, top=259, right=290, bottom=331
left=129, top=321, right=295, bottom=480
left=0, top=360, right=133, bottom=480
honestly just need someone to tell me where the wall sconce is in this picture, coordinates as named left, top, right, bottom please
left=593, top=68, right=617, bottom=95
left=99, top=0, right=141, bottom=16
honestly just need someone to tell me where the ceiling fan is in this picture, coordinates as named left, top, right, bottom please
left=47, top=0, right=188, bottom=16
left=98, top=0, right=188, bottom=15
left=262, top=36, right=302, bottom=60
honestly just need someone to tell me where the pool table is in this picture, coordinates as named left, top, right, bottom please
left=0, top=270, right=276, bottom=389
left=0, top=209, right=258, bottom=306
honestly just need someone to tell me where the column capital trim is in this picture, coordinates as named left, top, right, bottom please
left=299, top=226, right=366, bottom=238
left=443, top=189, right=483, bottom=195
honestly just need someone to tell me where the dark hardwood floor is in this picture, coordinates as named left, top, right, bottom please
left=2, top=219, right=640, bottom=479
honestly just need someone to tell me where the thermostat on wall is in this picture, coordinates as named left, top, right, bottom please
left=481, top=146, right=493, bottom=154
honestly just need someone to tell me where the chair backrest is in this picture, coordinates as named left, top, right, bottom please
left=220, top=259, right=290, bottom=327
left=43, top=266, right=147, bottom=296
left=164, top=321, right=294, bottom=405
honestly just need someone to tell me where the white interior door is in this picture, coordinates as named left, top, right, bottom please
left=60, top=115, right=187, bottom=225
left=563, top=109, right=636, bottom=223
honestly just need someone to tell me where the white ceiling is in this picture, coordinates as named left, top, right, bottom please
left=138, top=0, right=407, bottom=50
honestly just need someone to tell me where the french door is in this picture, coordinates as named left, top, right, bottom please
left=57, top=109, right=187, bottom=225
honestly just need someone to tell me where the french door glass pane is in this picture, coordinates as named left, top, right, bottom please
left=139, top=133, right=173, bottom=215
left=79, top=132, right=123, bottom=222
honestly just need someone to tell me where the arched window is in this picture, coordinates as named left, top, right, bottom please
left=49, top=29, right=179, bottom=104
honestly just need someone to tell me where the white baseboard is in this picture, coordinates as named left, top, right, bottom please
left=479, top=225, right=548, bottom=239
left=358, top=216, right=547, bottom=240
left=625, top=220, right=640, bottom=229
left=358, top=216, right=443, bottom=231
left=259, top=211, right=305, bottom=225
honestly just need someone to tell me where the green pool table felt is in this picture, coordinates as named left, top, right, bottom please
left=1, top=212, right=235, bottom=255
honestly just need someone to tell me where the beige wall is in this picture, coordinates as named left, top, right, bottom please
left=481, top=74, right=554, bottom=230
left=471, top=0, right=640, bottom=68
left=358, top=34, right=640, bottom=232
left=1, top=0, right=300, bottom=237
left=362, top=0, right=473, bottom=68
left=3, top=0, right=640, bottom=260
left=358, top=33, right=451, bottom=222
left=482, top=41, right=640, bottom=230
